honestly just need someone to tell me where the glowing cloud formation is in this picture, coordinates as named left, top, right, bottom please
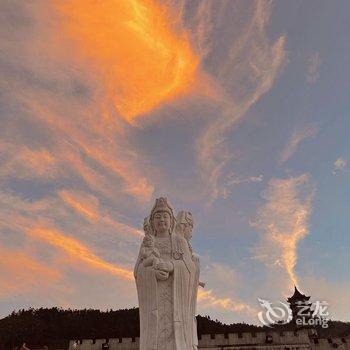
left=26, top=227, right=134, bottom=281
left=55, top=0, right=199, bottom=123
left=252, top=174, right=314, bottom=288
left=59, top=190, right=100, bottom=223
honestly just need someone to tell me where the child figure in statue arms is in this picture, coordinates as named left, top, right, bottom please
left=139, top=216, right=161, bottom=268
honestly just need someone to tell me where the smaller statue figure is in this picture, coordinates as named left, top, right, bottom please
left=140, top=233, right=161, bottom=268
left=176, top=211, right=194, bottom=241
left=176, top=211, right=205, bottom=288
left=137, top=217, right=161, bottom=268
left=134, top=217, right=160, bottom=278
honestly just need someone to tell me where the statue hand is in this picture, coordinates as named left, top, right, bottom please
left=155, top=270, right=169, bottom=281
left=155, top=261, right=173, bottom=272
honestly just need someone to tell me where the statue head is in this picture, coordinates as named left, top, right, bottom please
left=150, top=197, right=175, bottom=236
left=176, top=211, right=194, bottom=241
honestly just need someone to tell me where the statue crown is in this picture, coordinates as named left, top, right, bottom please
left=150, top=197, right=174, bottom=218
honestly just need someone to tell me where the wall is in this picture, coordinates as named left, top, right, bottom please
left=69, top=329, right=347, bottom=350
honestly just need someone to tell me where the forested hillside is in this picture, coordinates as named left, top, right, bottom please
left=1, top=308, right=349, bottom=350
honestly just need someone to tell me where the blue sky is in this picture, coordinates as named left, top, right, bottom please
left=0, top=0, right=349, bottom=324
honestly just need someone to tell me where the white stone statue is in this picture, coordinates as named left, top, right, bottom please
left=134, top=198, right=200, bottom=350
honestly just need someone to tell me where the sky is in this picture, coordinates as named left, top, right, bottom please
left=0, top=0, right=349, bottom=325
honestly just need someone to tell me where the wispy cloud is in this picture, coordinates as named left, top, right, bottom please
left=251, top=174, right=314, bottom=290
left=59, top=190, right=100, bottom=223
left=188, top=0, right=287, bottom=203
left=221, top=174, right=263, bottom=199
left=16, top=96, right=154, bottom=203
left=307, top=52, right=321, bottom=85
left=0, top=141, right=59, bottom=181
left=279, top=124, right=318, bottom=164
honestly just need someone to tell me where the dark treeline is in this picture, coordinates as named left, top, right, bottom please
left=0, top=308, right=349, bottom=350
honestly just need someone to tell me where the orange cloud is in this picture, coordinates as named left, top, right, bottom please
left=54, top=0, right=199, bottom=123
left=0, top=247, right=61, bottom=298
left=198, top=289, right=256, bottom=316
left=26, top=226, right=134, bottom=281
left=58, top=189, right=143, bottom=236
left=72, top=141, right=154, bottom=202
left=0, top=142, right=58, bottom=180
left=0, top=189, right=139, bottom=288
left=103, top=216, right=143, bottom=237
left=62, top=148, right=118, bottom=200
left=59, top=190, right=100, bottom=223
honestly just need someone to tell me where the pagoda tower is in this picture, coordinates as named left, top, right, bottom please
left=287, top=286, right=312, bottom=326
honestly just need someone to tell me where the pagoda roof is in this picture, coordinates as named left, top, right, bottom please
left=287, top=286, right=310, bottom=302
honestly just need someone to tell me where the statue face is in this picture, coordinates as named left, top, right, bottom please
left=153, top=211, right=171, bottom=235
